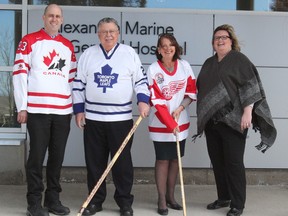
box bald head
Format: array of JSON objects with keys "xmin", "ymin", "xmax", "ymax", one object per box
[
  {"xmin": 42, "ymin": 4, "xmax": 63, "ymax": 36},
  {"xmin": 44, "ymin": 4, "xmax": 63, "ymax": 16}
]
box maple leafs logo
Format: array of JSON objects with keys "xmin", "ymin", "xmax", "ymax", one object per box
[
  {"xmin": 43, "ymin": 49, "xmax": 66, "ymax": 71},
  {"xmin": 94, "ymin": 64, "xmax": 118, "ymax": 93}
]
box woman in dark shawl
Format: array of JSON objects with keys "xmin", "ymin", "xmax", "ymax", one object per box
[{"xmin": 196, "ymin": 24, "xmax": 276, "ymax": 216}]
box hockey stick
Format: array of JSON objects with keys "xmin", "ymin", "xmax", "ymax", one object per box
[
  {"xmin": 176, "ymin": 132, "xmax": 187, "ymax": 216},
  {"xmin": 77, "ymin": 116, "xmax": 143, "ymax": 216}
]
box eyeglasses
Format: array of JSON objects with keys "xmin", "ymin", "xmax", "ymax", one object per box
[
  {"xmin": 214, "ymin": 35, "xmax": 230, "ymax": 41},
  {"xmin": 98, "ymin": 29, "xmax": 119, "ymax": 35}
]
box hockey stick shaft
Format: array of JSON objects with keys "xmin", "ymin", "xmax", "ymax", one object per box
[{"xmin": 176, "ymin": 132, "xmax": 187, "ymax": 216}]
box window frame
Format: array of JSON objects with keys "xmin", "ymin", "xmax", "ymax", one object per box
[{"xmin": 0, "ymin": 1, "xmax": 27, "ymax": 143}]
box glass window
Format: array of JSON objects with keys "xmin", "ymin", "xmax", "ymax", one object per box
[
  {"xmin": 0, "ymin": 10, "xmax": 22, "ymax": 67},
  {"xmin": 0, "ymin": 71, "xmax": 19, "ymax": 128},
  {"xmin": 146, "ymin": 0, "xmax": 273, "ymax": 11},
  {"xmin": 29, "ymin": 0, "xmax": 146, "ymax": 7},
  {"xmin": 0, "ymin": 0, "xmax": 22, "ymax": 4},
  {"xmin": 0, "ymin": 10, "xmax": 21, "ymax": 128},
  {"xmin": 27, "ymin": 0, "xmax": 278, "ymax": 12}
]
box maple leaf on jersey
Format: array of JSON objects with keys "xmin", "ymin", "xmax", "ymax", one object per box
[
  {"xmin": 43, "ymin": 50, "xmax": 58, "ymax": 67},
  {"xmin": 94, "ymin": 64, "xmax": 119, "ymax": 93}
]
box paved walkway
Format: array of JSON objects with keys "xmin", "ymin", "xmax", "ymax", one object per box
[{"xmin": 0, "ymin": 183, "xmax": 288, "ymax": 216}]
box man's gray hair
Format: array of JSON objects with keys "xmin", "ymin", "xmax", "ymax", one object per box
[{"xmin": 97, "ymin": 17, "xmax": 120, "ymax": 31}]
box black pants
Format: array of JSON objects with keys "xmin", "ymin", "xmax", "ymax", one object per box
[
  {"xmin": 26, "ymin": 113, "xmax": 71, "ymax": 206},
  {"xmin": 204, "ymin": 120, "xmax": 247, "ymax": 210},
  {"xmin": 84, "ymin": 119, "xmax": 134, "ymax": 209}
]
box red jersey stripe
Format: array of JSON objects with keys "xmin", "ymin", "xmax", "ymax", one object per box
[
  {"xmin": 13, "ymin": 70, "xmax": 27, "ymax": 75},
  {"xmin": 28, "ymin": 92, "xmax": 71, "ymax": 99},
  {"xmin": 28, "ymin": 103, "xmax": 72, "ymax": 109},
  {"xmin": 149, "ymin": 122, "xmax": 190, "ymax": 133}
]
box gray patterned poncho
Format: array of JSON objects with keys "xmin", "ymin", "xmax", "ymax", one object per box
[{"xmin": 195, "ymin": 50, "xmax": 277, "ymax": 153}]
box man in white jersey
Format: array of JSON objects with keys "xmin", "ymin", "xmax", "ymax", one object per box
[
  {"xmin": 13, "ymin": 4, "xmax": 76, "ymax": 216},
  {"xmin": 73, "ymin": 17, "xmax": 150, "ymax": 216}
]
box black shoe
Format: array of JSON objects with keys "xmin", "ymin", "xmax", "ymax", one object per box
[
  {"xmin": 27, "ymin": 205, "xmax": 49, "ymax": 216},
  {"xmin": 227, "ymin": 208, "xmax": 243, "ymax": 216},
  {"xmin": 120, "ymin": 207, "xmax": 133, "ymax": 216},
  {"xmin": 44, "ymin": 201, "xmax": 70, "ymax": 215},
  {"xmin": 82, "ymin": 204, "xmax": 103, "ymax": 216},
  {"xmin": 207, "ymin": 200, "xmax": 230, "ymax": 210},
  {"xmin": 157, "ymin": 208, "xmax": 168, "ymax": 215},
  {"xmin": 166, "ymin": 201, "xmax": 182, "ymax": 210}
]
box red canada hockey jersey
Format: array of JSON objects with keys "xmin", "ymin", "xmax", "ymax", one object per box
[{"xmin": 13, "ymin": 29, "xmax": 77, "ymax": 115}]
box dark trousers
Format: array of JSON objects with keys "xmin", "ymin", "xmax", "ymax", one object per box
[
  {"xmin": 204, "ymin": 120, "xmax": 247, "ymax": 210},
  {"xmin": 84, "ymin": 119, "xmax": 134, "ymax": 209},
  {"xmin": 26, "ymin": 113, "xmax": 71, "ymax": 206}
]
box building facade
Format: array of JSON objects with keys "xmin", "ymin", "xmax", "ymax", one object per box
[{"xmin": 0, "ymin": 0, "xmax": 287, "ymax": 184}]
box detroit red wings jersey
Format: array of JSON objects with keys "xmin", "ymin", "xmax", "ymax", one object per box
[
  {"xmin": 13, "ymin": 29, "xmax": 77, "ymax": 114},
  {"xmin": 147, "ymin": 59, "xmax": 197, "ymax": 142}
]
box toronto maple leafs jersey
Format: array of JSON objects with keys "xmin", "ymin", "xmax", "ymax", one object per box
[
  {"xmin": 13, "ymin": 29, "xmax": 77, "ymax": 115},
  {"xmin": 147, "ymin": 59, "xmax": 197, "ymax": 142},
  {"xmin": 73, "ymin": 43, "xmax": 150, "ymax": 122}
]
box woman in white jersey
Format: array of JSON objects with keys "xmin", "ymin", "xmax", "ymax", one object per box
[{"xmin": 147, "ymin": 33, "xmax": 197, "ymax": 215}]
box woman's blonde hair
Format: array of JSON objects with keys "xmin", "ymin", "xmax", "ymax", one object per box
[{"xmin": 213, "ymin": 24, "xmax": 241, "ymax": 52}]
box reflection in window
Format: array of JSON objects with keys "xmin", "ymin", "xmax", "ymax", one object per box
[
  {"xmin": 29, "ymin": 0, "xmax": 146, "ymax": 7},
  {"xmin": 0, "ymin": 0, "xmax": 22, "ymax": 4},
  {"xmin": 146, "ymin": 0, "xmax": 273, "ymax": 11},
  {"xmin": 26, "ymin": 0, "xmax": 280, "ymax": 12},
  {"xmin": 0, "ymin": 10, "xmax": 21, "ymax": 128},
  {"xmin": 0, "ymin": 71, "xmax": 19, "ymax": 128},
  {"xmin": 0, "ymin": 10, "xmax": 21, "ymax": 67}
]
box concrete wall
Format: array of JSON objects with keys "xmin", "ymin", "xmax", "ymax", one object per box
[
  {"xmin": 0, "ymin": 141, "xmax": 26, "ymax": 184},
  {"xmin": 59, "ymin": 167, "xmax": 288, "ymax": 186}
]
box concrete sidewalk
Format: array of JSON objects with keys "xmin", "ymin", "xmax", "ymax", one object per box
[{"xmin": 0, "ymin": 183, "xmax": 288, "ymax": 216}]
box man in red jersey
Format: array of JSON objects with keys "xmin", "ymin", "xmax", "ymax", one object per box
[{"xmin": 13, "ymin": 4, "xmax": 76, "ymax": 216}]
